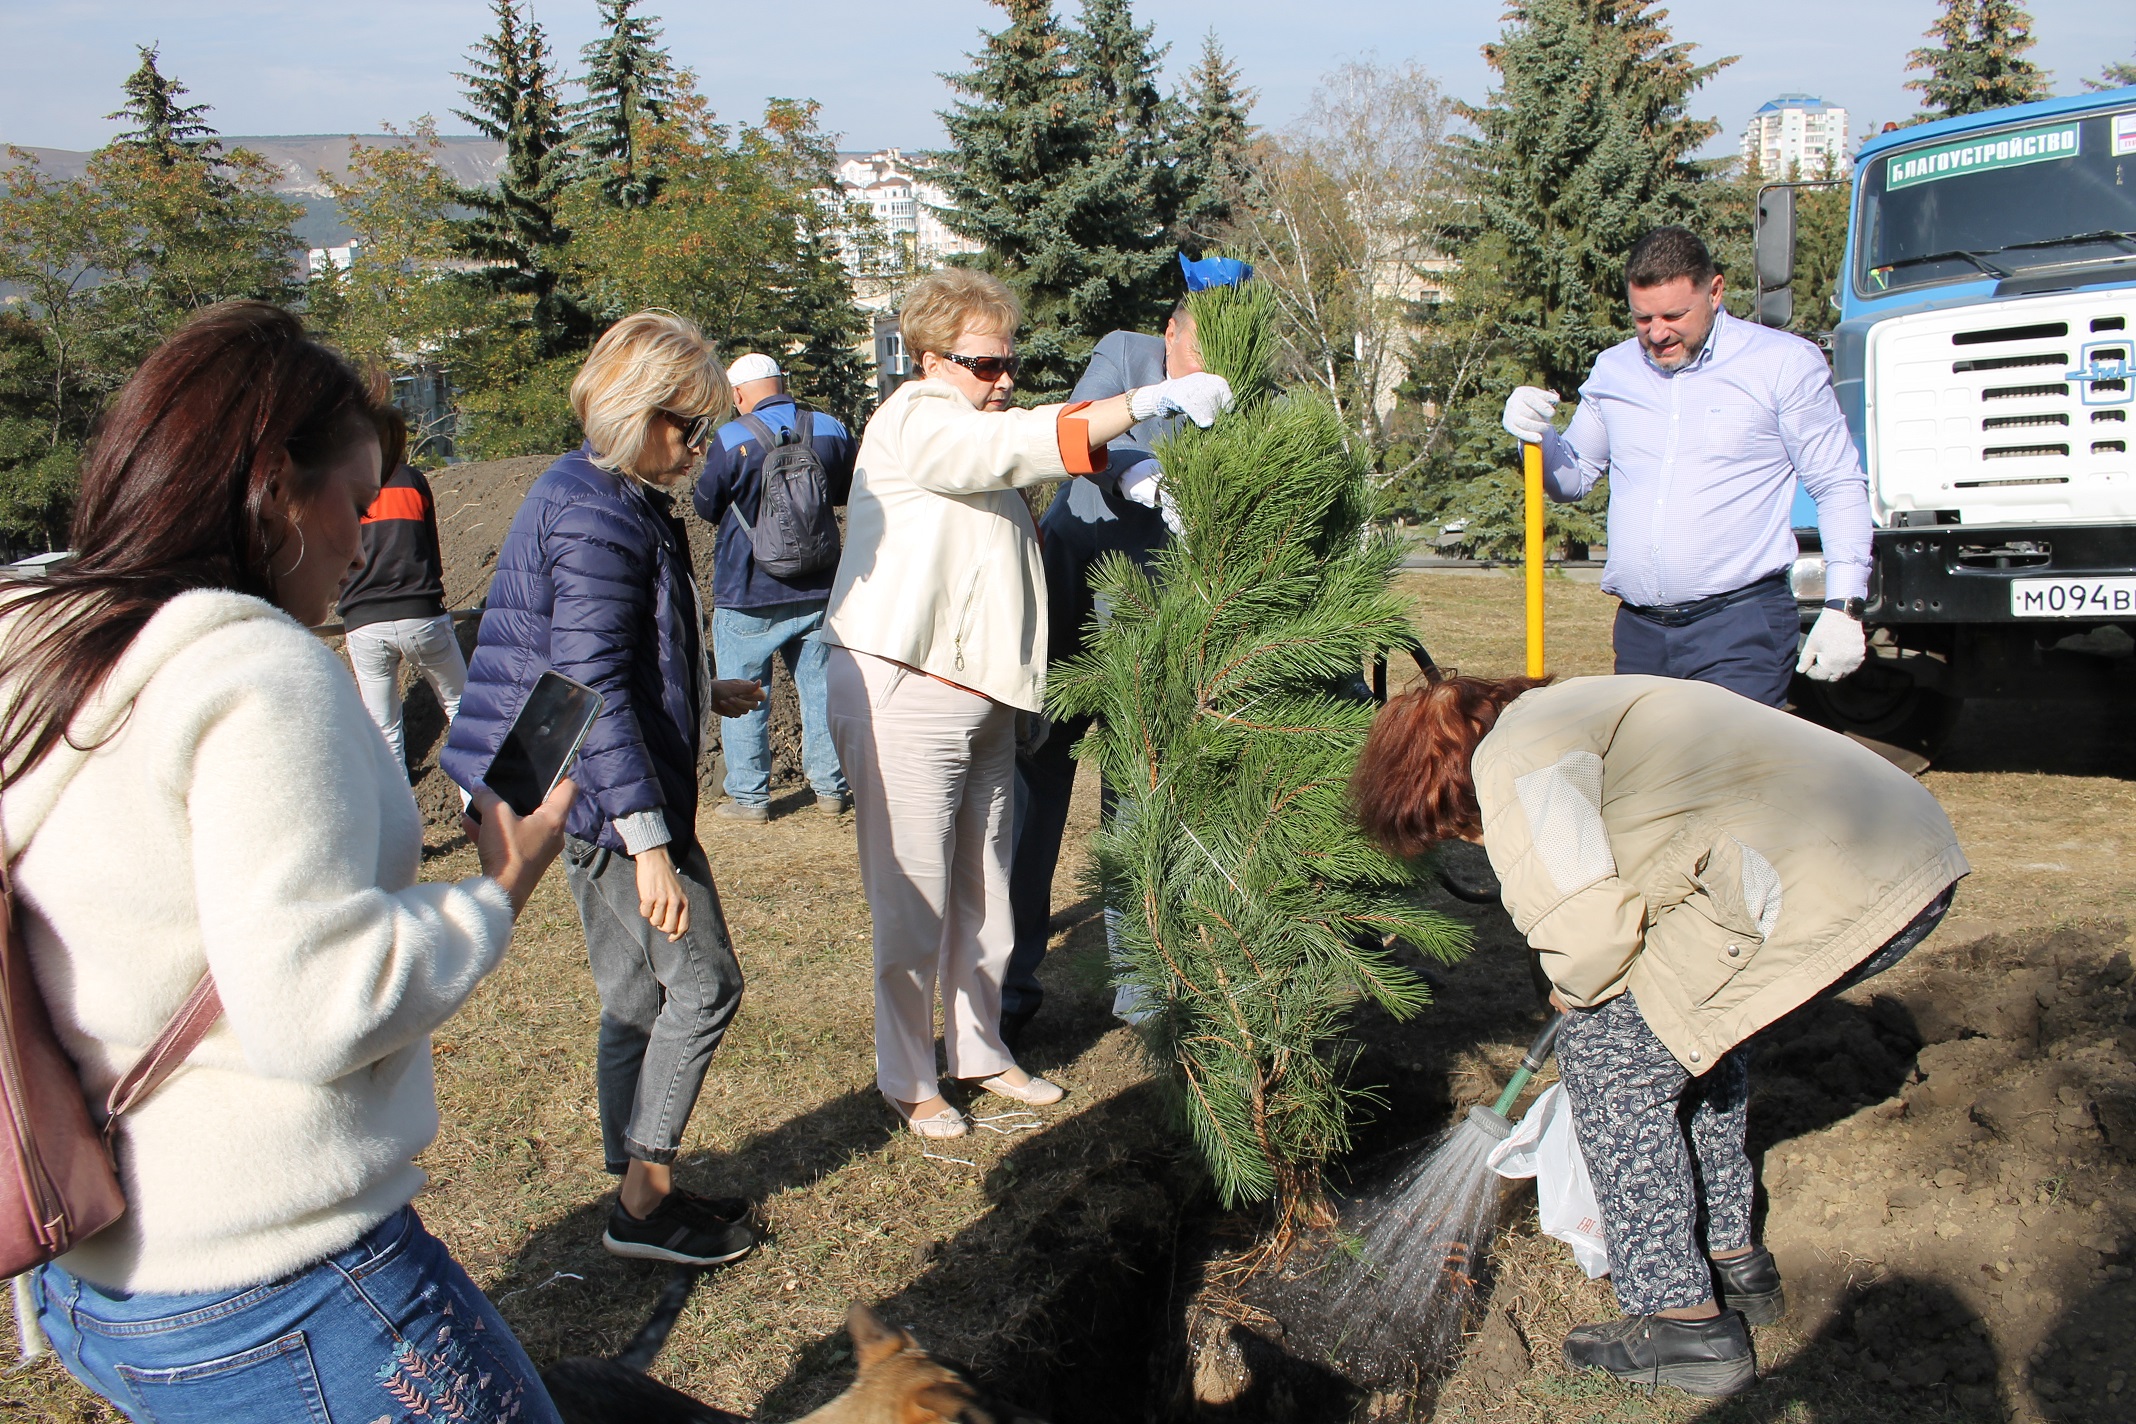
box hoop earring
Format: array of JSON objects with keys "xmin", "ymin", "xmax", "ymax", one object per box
[{"xmin": 281, "ymin": 524, "xmax": 307, "ymax": 578}]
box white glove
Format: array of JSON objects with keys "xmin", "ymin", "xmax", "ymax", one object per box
[
  {"xmin": 1118, "ymin": 457, "xmax": 1182, "ymax": 535},
  {"xmin": 1129, "ymin": 372, "xmax": 1234, "ymax": 428},
  {"xmin": 1796, "ymin": 606, "xmax": 1867, "ymax": 681},
  {"xmin": 1502, "ymin": 386, "xmax": 1560, "ymax": 444}
]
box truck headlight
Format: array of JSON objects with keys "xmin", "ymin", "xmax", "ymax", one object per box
[{"xmin": 1789, "ymin": 555, "xmax": 1827, "ymax": 603}]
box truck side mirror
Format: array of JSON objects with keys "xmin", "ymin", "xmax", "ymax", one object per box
[{"xmin": 1754, "ymin": 185, "xmax": 1796, "ymax": 329}]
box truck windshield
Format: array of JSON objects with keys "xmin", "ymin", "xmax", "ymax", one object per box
[{"xmin": 1855, "ymin": 107, "xmax": 2136, "ymax": 297}]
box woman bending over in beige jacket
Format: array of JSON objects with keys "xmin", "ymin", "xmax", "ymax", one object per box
[
  {"xmin": 1353, "ymin": 672, "xmax": 1966, "ymax": 1399},
  {"xmin": 822, "ymin": 268, "xmax": 1230, "ymax": 1138}
]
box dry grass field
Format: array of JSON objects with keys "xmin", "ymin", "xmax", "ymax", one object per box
[{"xmin": 6, "ymin": 566, "xmax": 2132, "ymax": 1424}]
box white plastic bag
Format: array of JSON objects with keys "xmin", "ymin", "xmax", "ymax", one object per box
[
  {"xmin": 1107, "ymin": 907, "xmax": 1158, "ymax": 1024},
  {"xmin": 1486, "ymin": 1083, "xmax": 1611, "ymax": 1278}
]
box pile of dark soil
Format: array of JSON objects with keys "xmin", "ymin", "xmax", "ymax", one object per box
[
  {"xmin": 1758, "ymin": 920, "xmax": 2136, "ymax": 1420},
  {"xmin": 1153, "ymin": 900, "xmax": 2136, "ymax": 1422}
]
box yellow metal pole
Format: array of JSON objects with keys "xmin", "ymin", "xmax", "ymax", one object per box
[{"xmin": 1524, "ymin": 441, "xmax": 1545, "ymax": 678}]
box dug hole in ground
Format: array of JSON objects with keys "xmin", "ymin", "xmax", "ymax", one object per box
[{"xmin": 6, "ymin": 459, "xmax": 2132, "ymax": 1424}]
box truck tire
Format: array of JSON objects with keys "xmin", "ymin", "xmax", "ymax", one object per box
[{"xmin": 1791, "ymin": 662, "xmax": 1962, "ymax": 758}]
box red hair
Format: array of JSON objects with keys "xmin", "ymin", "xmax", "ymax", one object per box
[{"xmin": 1351, "ymin": 673, "xmax": 1551, "ymax": 857}]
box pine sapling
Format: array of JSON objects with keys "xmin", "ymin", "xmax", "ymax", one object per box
[{"xmin": 1049, "ymin": 275, "xmax": 1471, "ymax": 1227}]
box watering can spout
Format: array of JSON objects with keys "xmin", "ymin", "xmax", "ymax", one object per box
[{"xmin": 1466, "ymin": 1104, "xmax": 1514, "ymax": 1141}]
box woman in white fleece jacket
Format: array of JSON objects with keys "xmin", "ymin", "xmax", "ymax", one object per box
[{"xmin": 2, "ymin": 304, "xmax": 572, "ymax": 1423}]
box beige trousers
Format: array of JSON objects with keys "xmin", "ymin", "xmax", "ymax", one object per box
[{"xmin": 825, "ymin": 645, "xmax": 1019, "ymax": 1102}]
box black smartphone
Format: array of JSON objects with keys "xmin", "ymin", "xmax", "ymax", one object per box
[{"xmin": 483, "ymin": 671, "xmax": 603, "ymax": 817}]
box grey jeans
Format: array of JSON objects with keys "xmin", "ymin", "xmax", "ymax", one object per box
[{"xmin": 562, "ymin": 836, "xmax": 745, "ymax": 1173}]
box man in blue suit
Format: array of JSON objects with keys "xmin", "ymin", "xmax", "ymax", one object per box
[{"xmin": 1003, "ymin": 265, "xmax": 1237, "ymax": 1049}]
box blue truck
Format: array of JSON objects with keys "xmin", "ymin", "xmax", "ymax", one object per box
[{"xmin": 1758, "ymin": 86, "xmax": 2136, "ymax": 749}]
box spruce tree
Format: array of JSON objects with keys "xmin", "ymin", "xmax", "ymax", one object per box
[
  {"xmin": 1170, "ymin": 31, "xmax": 1256, "ymax": 251},
  {"xmin": 2083, "ymin": 52, "xmax": 2136, "ymax": 91},
  {"xmin": 1071, "ymin": 0, "xmax": 1178, "ymax": 308},
  {"xmin": 106, "ymin": 45, "xmax": 221, "ymax": 167},
  {"xmin": 938, "ymin": 0, "xmax": 1174, "ymax": 399},
  {"xmin": 1906, "ymin": 0, "xmax": 2049, "ymax": 120},
  {"xmin": 454, "ymin": 0, "xmax": 582, "ymax": 355},
  {"xmin": 1398, "ymin": 0, "xmax": 1725, "ymax": 553},
  {"xmin": 1457, "ymin": 0, "xmax": 1727, "ymax": 395},
  {"xmin": 573, "ymin": 0, "xmax": 677, "ymax": 207},
  {"xmin": 1048, "ymin": 276, "xmax": 1469, "ymax": 1220}
]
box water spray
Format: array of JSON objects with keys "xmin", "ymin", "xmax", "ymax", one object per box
[{"xmin": 1321, "ymin": 1012, "xmax": 1569, "ymax": 1379}]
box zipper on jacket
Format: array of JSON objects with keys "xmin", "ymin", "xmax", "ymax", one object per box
[{"xmin": 951, "ymin": 558, "xmax": 988, "ymax": 672}]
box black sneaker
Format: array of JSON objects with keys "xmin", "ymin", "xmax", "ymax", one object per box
[
  {"xmin": 1562, "ymin": 1311, "xmax": 1756, "ymax": 1397},
  {"xmin": 1712, "ymin": 1247, "xmax": 1786, "ymax": 1325},
  {"xmin": 668, "ymin": 1188, "xmax": 752, "ymax": 1227},
  {"xmin": 602, "ymin": 1193, "xmax": 759, "ymax": 1267}
]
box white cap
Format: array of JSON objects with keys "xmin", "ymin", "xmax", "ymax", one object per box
[{"xmin": 726, "ymin": 352, "xmax": 781, "ymax": 385}]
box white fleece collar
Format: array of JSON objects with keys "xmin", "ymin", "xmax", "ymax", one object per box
[{"xmin": 1, "ymin": 589, "xmax": 292, "ymax": 855}]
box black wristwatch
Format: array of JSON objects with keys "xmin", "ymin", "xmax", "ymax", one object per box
[{"xmin": 1823, "ymin": 597, "xmax": 1866, "ymax": 622}]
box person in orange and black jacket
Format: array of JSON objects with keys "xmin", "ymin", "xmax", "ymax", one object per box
[{"xmin": 338, "ymin": 421, "xmax": 466, "ymax": 776}]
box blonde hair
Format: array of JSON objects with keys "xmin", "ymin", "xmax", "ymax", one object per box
[
  {"xmin": 899, "ymin": 268, "xmax": 1021, "ymax": 364},
  {"xmin": 570, "ymin": 311, "xmax": 732, "ymax": 475}
]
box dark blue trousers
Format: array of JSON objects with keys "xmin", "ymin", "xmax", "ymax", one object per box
[
  {"xmin": 1612, "ymin": 578, "xmax": 1801, "ymax": 709},
  {"xmin": 1004, "ymin": 714, "xmax": 1092, "ymax": 1029}
]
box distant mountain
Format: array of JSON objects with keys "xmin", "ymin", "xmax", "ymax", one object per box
[{"xmin": 3, "ymin": 135, "xmax": 505, "ymax": 247}]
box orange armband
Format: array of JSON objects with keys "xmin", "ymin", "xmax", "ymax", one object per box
[{"xmin": 1055, "ymin": 401, "xmax": 1110, "ymax": 476}]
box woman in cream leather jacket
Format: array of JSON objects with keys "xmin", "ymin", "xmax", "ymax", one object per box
[{"xmin": 823, "ymin": 267, "xmax": 1230, "ymax": 1139}]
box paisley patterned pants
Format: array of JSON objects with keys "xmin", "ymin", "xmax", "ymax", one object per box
[{"xmin": 1555, "ymin": 991, "xmax": 1754, "ymax": 1315}]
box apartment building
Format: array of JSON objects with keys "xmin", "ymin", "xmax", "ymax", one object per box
[{"xmin": 1740, "ymin": 94, "xmax": 1853, "ymax": 179}]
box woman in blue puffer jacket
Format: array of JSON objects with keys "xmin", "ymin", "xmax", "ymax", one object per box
[{"xmin": 442, "ymin": 312, "xmax": 766, "ymax": 1268}]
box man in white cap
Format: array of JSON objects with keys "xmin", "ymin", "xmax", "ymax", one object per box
[{"xmin": 691, "ymin": 354, "xmax": 858, "ymax": 821}]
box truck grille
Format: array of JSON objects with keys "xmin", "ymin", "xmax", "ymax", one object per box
[
  {"xmin": 1869, "ymin": 291, "xmax": 2135, "ymax": 527},
  {"xmin": 1953, "ymin": 351, "xmax": 2068, "ymax": 373},
  {"xmin": 1952, "ymin": 321, "xmax": 2068, "ymax": 345}
]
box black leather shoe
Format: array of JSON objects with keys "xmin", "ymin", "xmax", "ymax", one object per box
[
  {"xmin": 1712, "ymin": 1247, "xmax": 1786, "ymax": 1325},
  {"xmin": 1562, "ymin": 1311, "xmax": 1756, "ymax": 1397}
]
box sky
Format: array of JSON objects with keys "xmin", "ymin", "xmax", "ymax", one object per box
[{"xmin": 1, "ymin": 1, "xmax": 2130, "ymax": 160}]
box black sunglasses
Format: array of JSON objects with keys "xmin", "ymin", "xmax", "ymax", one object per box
[
  {"xmin": 664, "ymin": 410, "xmax": 718, "ymax": 453},
  {"xmin": 941, "ymin": 351, "xmax": 1021, "ymax": 382}
]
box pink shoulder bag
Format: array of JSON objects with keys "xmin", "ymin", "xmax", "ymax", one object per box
[{"xmin": 0, "ymin": 850, "xmax": 221, "ymax": 1278}]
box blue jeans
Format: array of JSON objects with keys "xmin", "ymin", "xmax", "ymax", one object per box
[
  {"xmin": 35, "ymin": 1207, "xmax": 560, "ymax": 1424},
  {"xmin": 711, "ymin": 600, "xmax": 846, "ymax": 806}
]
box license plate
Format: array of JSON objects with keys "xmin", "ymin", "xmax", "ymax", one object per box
[{"xmin": 2009, "ymin": 577, "xmax": 2136, "ymax": 617}]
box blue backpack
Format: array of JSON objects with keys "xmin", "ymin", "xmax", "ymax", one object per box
[{"xmin": 731, "ymin": 409, "xmax": 840, "ymax": 578}]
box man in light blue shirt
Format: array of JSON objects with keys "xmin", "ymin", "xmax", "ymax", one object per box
[{"xmin": 1503, "ymin": 226, "xmax": 1870, "ymax": 707}]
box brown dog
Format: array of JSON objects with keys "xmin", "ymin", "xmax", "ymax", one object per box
[
  {"xmin": 794, "ymin": 1301, "xmax": 1038, "ymax": 1424},
  {"xmin": 542, "ymin": 1300, "xmax": 1042, "ymax": 1424}
]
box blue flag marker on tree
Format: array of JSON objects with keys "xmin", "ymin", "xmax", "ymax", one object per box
[{"xmin": 1179, "ymin": 252, "xmax": 1252, "ymax": 291}]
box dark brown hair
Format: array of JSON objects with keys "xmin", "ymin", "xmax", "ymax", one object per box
[
  {"xmin": 1350, "ymin": 673, "xmax": 1551, "ymax": 858},
  {"xmin": 0, "ymin": 301, "xmax": 392, "ymax": 790},
  {"xmin": 1625, "ymin": 225, "xmax": 1718, "ymax": 289},
  {"xmin": 376, "ymin": 402, "xmax": 410, "ymax": 479}
]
